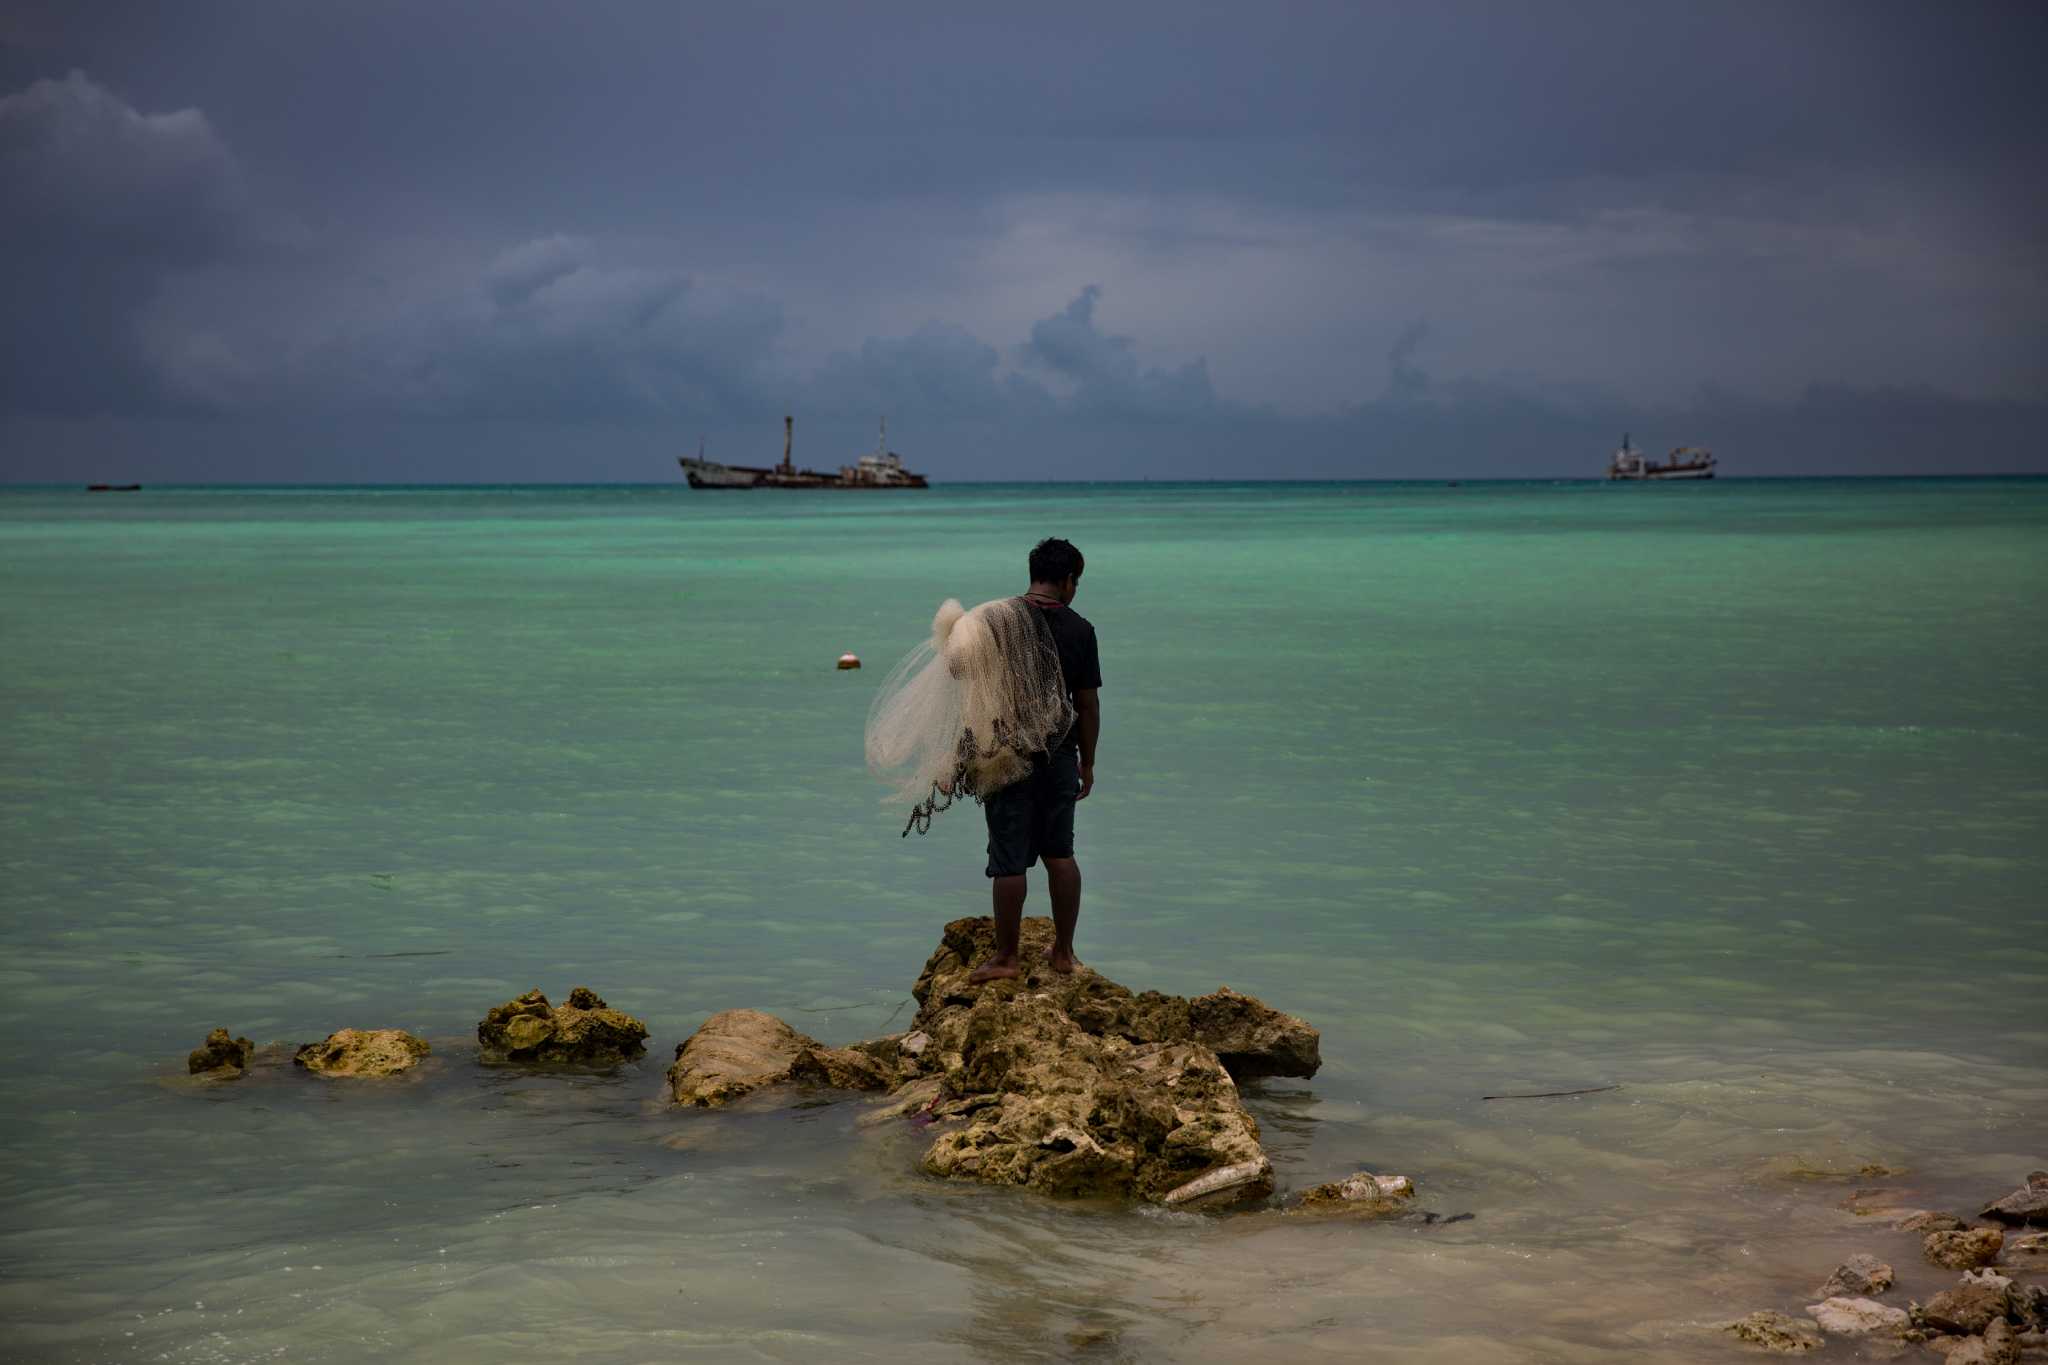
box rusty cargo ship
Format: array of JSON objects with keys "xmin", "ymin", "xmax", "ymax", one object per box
[{"xmin": 681, "ymin": 417, "xmax": 929, "ymax": 490}]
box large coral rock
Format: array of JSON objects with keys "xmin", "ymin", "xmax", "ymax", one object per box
[
  {"xmin": 477, "ymin": 987, "xmax": 649, "ymax": 1066},
  {"xmin": 1921, "ymin": 1277, "xmax": 2012, "ymax": 1336},
  {"xmin": 666, "ymin": 1009, "xmax": 895, "ymax": 1108},
  {"xmin": 916, "ymin": 991, "xmax": 1272, "ymax": 1204},
  {"xmin": 909, "ymin": 916, "xmax": 1320, "ymax": 1081},
  {"xmin": 187, "ymin": 1028, "xmax": 253, "ymax": 1076},
  {"xmin": 293, "ymin": 1028, "xmax": 428, "ymax": 1078},
  {"xmin": 887, "ymin": 917, "xmax": 1314, "ymax": 1206},
  {"xmin": 1926, "ymin": 1227, "xmax": 2005, "ymax": 1270}
]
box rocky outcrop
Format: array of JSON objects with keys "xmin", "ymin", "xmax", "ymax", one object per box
[
  {"xmin": 187, "ymin": 1028, "xmax": 253, "ymax": 1076},
  {"xmin": 477, "ymin": 987, "xmax": 649, "ymax": 1066},
  {"xmin": 908, "ymin": 916, "xmax": 1319, "ymax": 1081},
  {"xmin": 1926, "ymin": 1227, "xmax": 2005, "ymax": 1270},
  {"xmin": 916, "ymin": 991, "xmax": 1272, "ymax": 1204},
  {"xmin": 666, "ymin": 1009, "xmax": 895, "ymax": 1107},
  {"xmin": 1981, "ymin": 1172, "xmax": 2048, "ymax": 1228},
  {"xmin": 663, "ymin": 917, "xmax": 1319, "ymax": 1207},
  {"xmin": 1724, "ymin": 1311, "xmax": 1823, "ymax": 1353},
  {"xmin": 1803, "ymin": 1296, "xmax": 1908, "ymax": 1337},
  {"xmin": 293, "ymin": 1028, "xmax": 428, "ymax": 1078},
  {"xmin": 1816, "ymin": 1253, "xmax": 1893, "ymax": 1299}
]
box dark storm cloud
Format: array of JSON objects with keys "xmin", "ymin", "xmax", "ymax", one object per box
[{"xmin": 0, "ymin": 1, "xmax": 2042, "ymax": 478}]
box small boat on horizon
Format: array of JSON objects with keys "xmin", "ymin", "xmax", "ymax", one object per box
[
  {"xmin": 87, "ymin": 484, "xmax": 142, "ymax": 492},
  {"xmin": 1607, "ymin": 434, "xmax": 1715, "ymax": 481},
  {"xmin": 680, "ymin": 417, "xmax": 930, "ymax": 490}
]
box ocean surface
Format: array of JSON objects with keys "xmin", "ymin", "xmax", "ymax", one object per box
[{"xmin": 1, "ymin": 477, "xmax": 2043, "ymax": 1363}]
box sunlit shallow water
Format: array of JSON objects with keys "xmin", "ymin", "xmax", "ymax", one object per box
[{"xmin": 2, "ymin": 478, "xmax": 2043, "ymax": 1361}]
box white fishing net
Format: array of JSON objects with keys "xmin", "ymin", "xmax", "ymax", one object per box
[{"xmin": 865, "ymin": 596, "xmax": 1075, "ymax": 835}]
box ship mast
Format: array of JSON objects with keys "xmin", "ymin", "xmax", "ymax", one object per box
[{"xmin": 781, "ymin": 415, "xmax": 793, "ymax": 475}]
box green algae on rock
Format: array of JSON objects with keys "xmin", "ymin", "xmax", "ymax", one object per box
[
  {"xmin": 187, "ymin": 1028, "xmax": 254, "ymax": 1076},
  {"xmin": 477, "ymin": 986, "xmax": 649, "ymax": 1066}
]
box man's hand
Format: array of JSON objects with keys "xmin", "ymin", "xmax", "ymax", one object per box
[{"xmin": 1077, "ymin": 762, "xmax": 1094, "ymax": 801}]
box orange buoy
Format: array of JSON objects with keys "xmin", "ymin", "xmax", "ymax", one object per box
[{"xmin": 836, "ymin": 653, "xmax": 861, "ymax": 670}]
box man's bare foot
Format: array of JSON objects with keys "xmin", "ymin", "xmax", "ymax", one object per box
[
  {"xmin": 968, "ymin": 955, "xmax": 1022, "ymax": 985},
  {"xmin": 1045, "ymin": 949, "xmax": 1082, "ymax": 976}
]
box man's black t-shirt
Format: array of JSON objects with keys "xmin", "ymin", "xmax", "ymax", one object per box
[{"xmin": 1032, "ymin": 601, "xmax": 1100, "ymax": 755}]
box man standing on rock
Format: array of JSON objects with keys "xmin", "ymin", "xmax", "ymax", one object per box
[{"xmin": 970, "ymin": 538, "xmax": 1101, "ymax": 983}]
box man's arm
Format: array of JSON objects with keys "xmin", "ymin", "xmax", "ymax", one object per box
[{"xmin": 1074, "ymin": 688, "xmax": 1099, "ymax": 799}]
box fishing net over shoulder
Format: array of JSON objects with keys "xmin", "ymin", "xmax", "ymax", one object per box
[{"xmin": 865, "ymin": 596, "xmax": 1075, "ymax": 836}]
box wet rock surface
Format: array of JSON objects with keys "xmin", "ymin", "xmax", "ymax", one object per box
[
  {"xmin": 477, "ymin": 987, "xmax": 649, "ymax": 1066},
  {"xmin": 1816, "ymin": 1252, "xmax": 1894, "ymax": 1299},
  {"xmin": 187, "ymin": 1028, "xmax": 253, "ymax": 1076},
  {"xmin": 1921, "ymin": 1277, "xmax": 2011, "ymax": 1335},
  {"xmin": 1725, "ymin": 1310, "xmax": 1823, "ymax": 1353},
  {"xmin": 1927, "ymin": 1226, "xmax": 2007, "ymax": 1270},
  {"xmin": 1982, "ymin": 1173, "xmax": 2048, "ymax": 1228},
  {"xmin": 1803, "ymin": 1295, "xmax": 1909, "ymax": 1337},
  {"xmin": 1930, "ymin": 1318, "xmax": 2020, "ymax": 1365},
  {"xmin": 908, "ymin": 916, "xmax": 1320, "ymax": 1080},
  {"xmin": 1291, "ymin": 1171, "xmax": 1418, "ymax": 1219},
  {"xmin": 292, "ymin": 1028, "xmax": 428, "ymax": 1078},
  {"xmin": 667, "ymin": 917, "xmax": 1318, "ymax": 1207},
  {"xmin": 666, "ymin": 1008, "xmax": 893, "ymax": 1107}
]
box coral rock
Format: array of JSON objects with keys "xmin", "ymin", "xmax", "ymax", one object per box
[
  {"xmin": 666, "ymin": 1009, "xmax": 896, "ymax": 1107},
  {"xmin": 1817, "ymin": 1253, "xmax": 1894, "ymax": 1299},
  {"xmin": 1724, "ymin": 1311, "xmax": 1823, "ymax": 1353},
  {"xmin": 1932, "ymin": 1318, "xmax": 2019, "ymax": 1365},
  {"xmin": 1925, "ymin": 1227, "xmax": 2006, "ymax": 1270},
  {"xmin": 916, "ymin": 990, "xmax": 1273, "ymax": 1205},
  {"xmin": 1921, "ymin": 1279, "xmax": 2012, "ymax": 1336},
  {"xmin": 1898, "ymin": 1210, "xmax": 1969, "ymax": 1233},
  {"xmin": 477, "ymin": 987, "xmax": 649, "ymax": 1066},
  {"xmin": 908, "ymin": 916, "xmax": 1320, "ymax": 1081},
  {"xmin": 1803, "ymin": 1296, "xmax": 1909, "ymax": 1337},
  {"xmin": 1292, "ymin": 1171, "xmax": 1419, "ymax": 1218},
  {"xmin": 293, "ymin": 1028, "xmax": 428, "ymax": 1078},
  {"xmin": 187, "ymin": 1028, "xmax": 254, "ymax": 1075}
]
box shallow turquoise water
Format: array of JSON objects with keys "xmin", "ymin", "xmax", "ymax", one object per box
[{"xmin": 1, "ymin": 479, "xmax": 2044, "ymax": 1362}]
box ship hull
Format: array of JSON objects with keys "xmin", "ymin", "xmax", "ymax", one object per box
[
  {"xmin": 1608, "ymin": 466, "xmax": 1715, "ymax": 481},
  {"xmin": 679, "ymin": 457, "xmax": 928, "ymax": 489}
]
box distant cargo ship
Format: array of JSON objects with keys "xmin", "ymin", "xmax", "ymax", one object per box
[
  {"xmin": 1607, "ymin": 433, "xmax": 1715, "ymax": 481},
  {"xmin": 680, "ymin": 417, "xmax": 929, "ymax": 490}
]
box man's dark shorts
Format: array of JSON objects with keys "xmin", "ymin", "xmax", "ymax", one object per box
[{"xmin": 984, "ymin": 750, "xmax": 1081, "ymax": 878}]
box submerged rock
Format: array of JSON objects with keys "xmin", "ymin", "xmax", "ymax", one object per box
[
  {"xmin": 1291, "ymin": 1171, "xmax": 1418, "ymax": 1219},
  {"xmin": 477, "ymin": 987, "xmax": 649, "ymax": 1066},
  {"xmin": 1724, "ymin": 1310, "xmax": 1823, "ymax": 1353},
  {"xmin": 1980, "ymin": 1172, "xmax": 2048, "ymax": 1228},
  {"xmin": 1804, "ymin": 1296, "xmax": 1908, "ymax": 1337},
  {"xmin": 293, "ymin": 1028, "xmax": 428, "ymax": 1078},
  {"xmin": 666, "ymin": 1009, "xmax": 894, "ymax": 1108},
  {"xmin": 1925, "ymin": 1227, "xmax": 2005, "ymax": 1270},
  {"xmin": 1816, "ymin": 1252, "xmax": 1894, "ymax": 1299},
  {"xmin": 1899, "ymin": 1210, "xmax": 1969, "ymax": 1233},
  {"xmin": 2005, "ymin": 1231, "xmax": 2048, "ymax": 1267},
  {"xmin": 187, "ymin": 1028, "xmax": 254, "ymax": 1076}
]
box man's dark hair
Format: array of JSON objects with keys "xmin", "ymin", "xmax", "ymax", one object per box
[{"xmin": 1029, "ymin": 537, "xmax": 1085, "ymax": 583}]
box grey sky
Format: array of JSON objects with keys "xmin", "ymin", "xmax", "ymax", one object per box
[{"xmin": 2, "ymin": 0, "xmax": 2042, "ymax": 480}]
